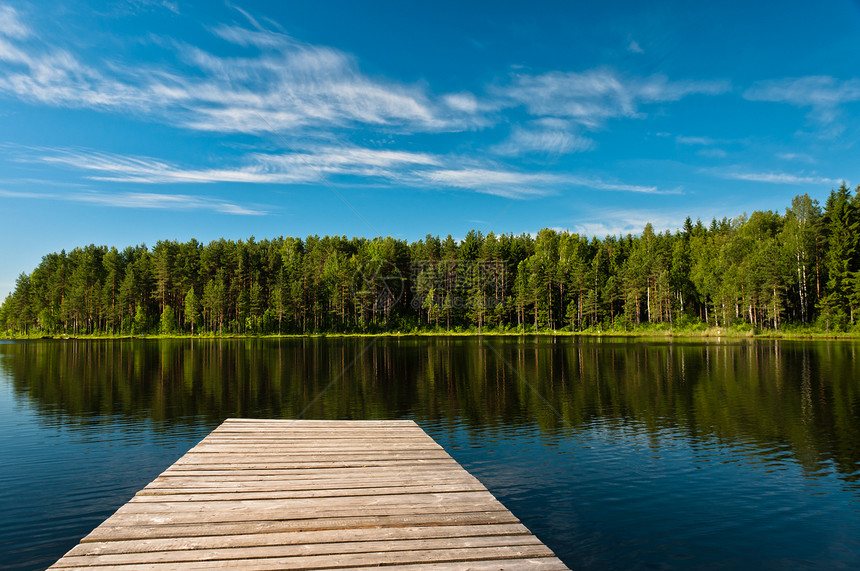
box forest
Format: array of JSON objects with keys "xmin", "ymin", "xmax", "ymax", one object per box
[{"xmin": 2, "ymin": 184, "xmax": 860, "ymax": 337}]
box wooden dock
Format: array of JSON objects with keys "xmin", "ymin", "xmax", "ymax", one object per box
[{"xmin": 50, "ymin": 419, "xmax": 568, "ymax": 570}]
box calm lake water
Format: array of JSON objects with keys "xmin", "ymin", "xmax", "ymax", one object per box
[{"xmin": 1, "ymin": 337, "xmax": 859, "ymax": 570}]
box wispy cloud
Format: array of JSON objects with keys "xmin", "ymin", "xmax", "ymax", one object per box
[
  {"xmin": 627, "ymin": 40, "xmax": 644, "ymax": 54},
  {"xmin": 29, "ymin": 145, "xmax": 441, "ymax": 185},
  {"xmin": 0, "ymin": 11, "xmax": 474, "ymax": 136},
  {"xmin": 493, "ymin": 125, "xmax": 594, "ymax": 156},
  {"xmin": 721, "ymin": 170, "xmax": 839, "ymax": 185},
  {"xmin": 0, "ymin": 6, "xmax": 733, "ymax": 154},
  {"xmin": 442, "ymin": 92, "xmax": 479, "ymax": 114},
  {"xmin": 574, "ymin": 209, "xmax": 686, "ymax": 238},
  {"xmin": 777, "ymin": 152, "xmax": 814, "ymax": 163},
  {"xmin": 72, "ymin": 191, "xmax": 266, "ymax": 215},
  {"xmin": 676, "ymin": 135, "xmax": 716, "ymax": 146},
  {"xmin": 492, "ymin": 117, "xmax": 595, "ymax": 156},
  {"xmin": 0, "ymin": 31, "xmax": 161, "ymax": 111},
  {"xmin": 25, "ymin": 143, "xmax": 677, "ymax": 201},
  {"xmin": 588, "ymin": 180, "xmax": 675, "ymax": 194},
  {"xmin": 0, "ymin": 5, "xmax": 29, "ymax": 39},
  {"xmin": 675, "ymin": 135, "xmax": 727, "ymax": 158},
  {"xmin": 744, "ymin": 76, "xmax": 860, "ymax": 127},
  {"xmin": 422, "ymin": 168, "xmax": 558, "ymax": 198},
  {"xmin": 0, "ymin": 188, "xmax": 55, "ymax": 199},
  {"xmin": 209, "ymin": 24, "xmax": 289, "ymax": 49},
  {"xmin": 37, "ymin": 149, "xmax": 282, "ymax": 184},
  {"xmin": 0, "ymin": 185, "xmax": 265, "ymax": 214},
  {"xmin": 127, "ymin": 0, "xmax": 180, "ymax": 15},
  {"xmin": 744, "ymin": 76, "xmax": 860, "ymax": 108},
  {"xmin": 493, "ymin": 69, "xmax": 729, "ymax": 128},
  {"xmin": 420, "ymin": 166, "xmax": 676, "ymax": 198}
]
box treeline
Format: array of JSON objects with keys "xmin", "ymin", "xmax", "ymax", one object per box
[{"xmin": 3, "ymin": 184, "xmax": 860, "ymax": 336}]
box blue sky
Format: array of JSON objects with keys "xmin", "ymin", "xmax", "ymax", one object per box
[{"xmin": 1, "ymin": 0, "xmax": 860, "ymax": 298}]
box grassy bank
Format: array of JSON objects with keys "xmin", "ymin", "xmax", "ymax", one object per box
[{"xmin": 5, "ymin": 324, "xmax": 860, "ymax": 341}]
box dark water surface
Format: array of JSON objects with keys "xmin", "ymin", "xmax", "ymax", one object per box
[{"xmin": 1, "ymin": 337, "xmax": 859, "ymax": 570}]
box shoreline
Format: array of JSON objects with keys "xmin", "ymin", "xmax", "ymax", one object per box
[{"xmin": 4, "ymin": 328, "xmax": 860, "ymax": 341}]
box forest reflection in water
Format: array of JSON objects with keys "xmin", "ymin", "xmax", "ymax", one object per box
[
  {"xmin": 1, "ymin": 337, "xmax": 859, "ymax": 570},
  {"xmin": 3, "ymin": 337, "xmax": 859, "ymax": 486}
]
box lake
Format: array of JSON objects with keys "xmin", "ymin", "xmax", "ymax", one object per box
[{"xmin": 1, "ymin": 337, "xmax": 859, "ymax": 570}]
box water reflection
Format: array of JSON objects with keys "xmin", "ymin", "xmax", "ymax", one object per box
[
  {"xmin": 2, "ymin": 337, "xmax": 858, "ymax": 487},
  {"xmin": 2, "ymin": 338, "xmax": 860, "ymax": 569}
]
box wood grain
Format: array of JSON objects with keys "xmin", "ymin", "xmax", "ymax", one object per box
[{"xmin": 49, "ymin": 419, "xmax": 568, "ymax": 569}]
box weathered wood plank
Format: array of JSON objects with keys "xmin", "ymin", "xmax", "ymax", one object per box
[
  {"xmin": 337, "ymin": 560, "xmax": 571, "ymax": 571},
  {"xmin": 116, "ymin": 492, "xmax": 497, "ymax": 514},
  {"xmin": 169, "ymin": 459, "xmax": 459, "ymax": 469},
  {"xmin": 68, "ymin": 524, "xmax": 533, "ymax": 556},
  {"xmin": 181, "ymin": 450, "xmax": 449, "ymax": 459},
  {"xmin": 57, "ymin": 535, "xmax": 547, "ymax": 566},
  {"xmin": 144, "ymin": 475, "xmax": 479, "ymax": 488},
  {"xmin": 188, "ymin": 445, "xmax": 445, "ymax": 453},
  {"xmin": 161, "ymin": 466, "xmax": 466, "ymax": 477},
  {"xmin": 194, "ymin": 437, "xmax": 442, "ymax": 442},
  {"xmin": 76, "ymin": 506, "xmax": 516, "ymax": 527},
  {"xmin": 135, "ymin": 484, "xmax": 487, "ymax": 500},
  {"xmin": 82, "ymin": 512, "xmax": 524, "ymax": 542},
  {"xmin": 50, "ymin": 419, "xmax": 568, "ymax": 570},
  {"xmin": 219, "ymin": 418, "xmax": 418, "ymax": 424},
  {"xmin": 51, "ymin": 544, "xmax": 558, "ymax": 569}
]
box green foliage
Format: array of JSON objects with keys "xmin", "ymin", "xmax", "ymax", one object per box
[
  {"xmin": 132, "ymin": 304, "xmax": 148, "ymax": 335},
  {"xmin": 160, "ymin": 305, "xmax": 177, "ymax": 334},
  {"xmin": 184, "ymin": 288, "xmax": 200, "ymax": 332},
  {"xmin": 4, "ymin": 187, "xmax": 860, "ymax": 337}
]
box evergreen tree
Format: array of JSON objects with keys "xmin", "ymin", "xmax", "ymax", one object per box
[
  {"xmin": 184, "ymin": 288, "xmax": 200, "ymax": 335},
  {"xmin": 819, "ymin": 183, "xmax": 859, "ymax": 328},
  {"xmin": 3, "ymin": 188, "xmax": 860, "ymax": 337}
]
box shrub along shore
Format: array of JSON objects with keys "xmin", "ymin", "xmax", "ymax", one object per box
[{"xmin": 4, "ymin": 325, "xmax": 860, "ymax": 341}]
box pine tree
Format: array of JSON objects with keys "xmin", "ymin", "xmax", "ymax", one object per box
[{"xmin": 184, "ymin": 288, "xmax": 200, "ymax": 335}]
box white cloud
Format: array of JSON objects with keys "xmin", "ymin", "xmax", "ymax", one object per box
[
  {"xmin": 28, "ymin": 144, "xmax": 442, "ymax": 186},
  {"xmin": 744, "ymin": 76, "xmax": 860, "ymax": 128},
  {"xmin": 0, "ymin": 5, "xmax": 737, "ymax": 163},
  {"xmin": 23, "ymin": 133, "xmax": 678, "ymax": 203},
  {"xmin": 420, "ymin": 166, "xmax": 676, "ymax": 198},
  {"xmin": 0, "ymin": 185, "xmax": 264, "ymax": 214},
  {"xmin": 493, "ymin": 122, "xmax": 595, "ymax": 156},
  {"xmin": 744, "ymin": 76, "xmax": 860, "ymax": 108},
  {"xmin": 494, "ymin": 69, "xmax": 729, "ymax": 127},
  {"xmin": 260, "ymin": 146, "xmax": 439, "ymax": 170},
  {"xmin": 722, "ymin": 171, "xmax": 838, "ymax": 185},
  {"xmin": 0, "ymin": 40, "xmax": 161, "ymax": 111},
  {"xmin": 574, "ymin": 209, "xmax": 685, "ymax": 237},
  {"xmin": 210, "ymin": 24, "xmax": 290, "ymax": 49},
  {"xmin": 628, "ymin": 40, "xmax": 643, "ymax": 54},
  {"xmin": 126, "ymin": 0, "xmax": 180, "ymax": 15},
  {"xmin": 589, "ymin": 181, "xmax": 670, "ymax": 194},
  {"xmin": 698, "ymin": 148, "xmax": 727, "ymax": 158},
  {"xmin": 442, "ymin": 92, "xmax": 479, "ymax": 113},
  {"xmin": 423, "ymin": 168, "xmax": 555, "ymax": 198},
  {"xmin": 164, "ymin": 41, "xmax": 447, "ymax": 133},
  {"xmin": 0, "ymin": 5, "xmax": 29, "ymax": 39},
  {"xmin": 0, "ymin": 188, "xmax": 56, "ymax": 199},
  {"xmin": 0, "ymin": 12, "xmax": 470, "ymax": 135},
  {"xmin": 37, "ymin": 149, "xmax": 282, "ymax": 184},
  {"xmin": 777, "ymin": 152, "xmax": 814, "ymax": 163},
  {"xmin": 72, "ymin": 191, "xmax": 266, "ymax": 215},
  {"xmin": 676, "ymin": 135, "xmax": 715, "ymax": 146}
]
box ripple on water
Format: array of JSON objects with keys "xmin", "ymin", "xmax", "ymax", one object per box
[
  {"xmin": 3, "ymin": 338, "xmax": 860, "ymax": 570},
  {"xmin": 0, "ymin": 385, "xmax": 214, "ymax": 571}
]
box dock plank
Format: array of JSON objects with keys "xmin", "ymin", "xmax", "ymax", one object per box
[
  {"xmin": 68, "ymin": 524, "xmax": 534, "ymax": 555},
  {"xmin": 50, "ymin": 419, "xmax": 568, "ymax": 569}
]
